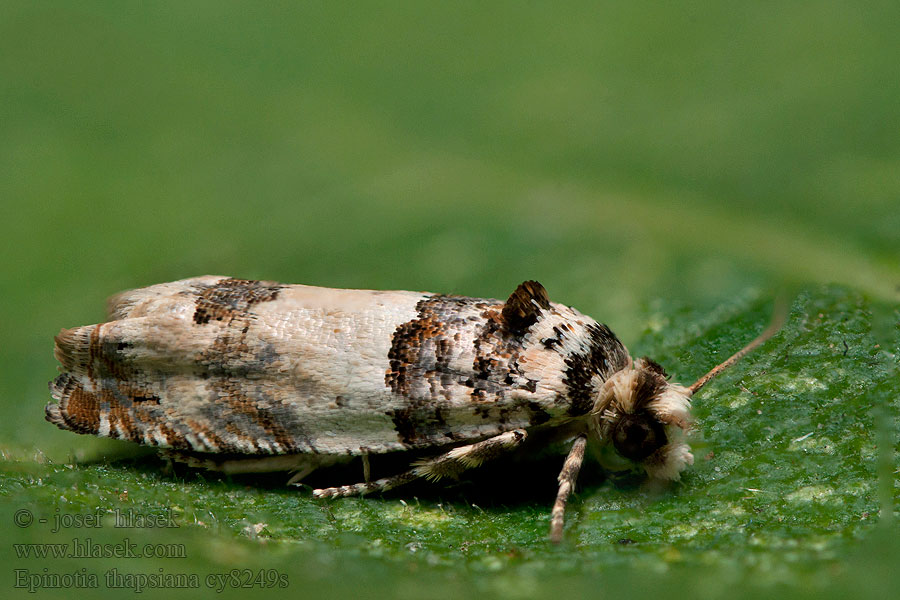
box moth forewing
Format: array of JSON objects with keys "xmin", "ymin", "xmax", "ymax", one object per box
[{"xmin": 45, "ymin": 276, "xmax": 782, "ymax": 543}]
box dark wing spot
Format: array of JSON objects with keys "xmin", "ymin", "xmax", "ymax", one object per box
[
  {"xmin": 501, "ymin": 280, "xmax": 550, "ymax": 335},
  {"xmin": 193, "ymin": 278, "xmax": 282, "ymax": 325},
  {"xmin": 131, "ymin": 393, "xmax": 161, "ymax": 404},
  {"xmin": 563, "ymin": 352, "xmax": 595, "ymax": 416},
  {"xmin": 541, "ymin": 326, "xmax": 564, "ymax": 349},
  {"xmin": 564, "ymin": 323, "xmax": 629, "ymax": 416},
  {"xmin": 385, "ymin": 296, "xmax": 448, "ymax": 395}
]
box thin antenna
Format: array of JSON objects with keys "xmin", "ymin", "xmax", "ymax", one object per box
[{"xmin": 688, "ymin": 296, "xmax": 789, "ymax": 396}]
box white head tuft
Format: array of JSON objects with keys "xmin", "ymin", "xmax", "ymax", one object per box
[{"xmin": 590, "ymin": 358, "xmax": 693, "ymax": 480}]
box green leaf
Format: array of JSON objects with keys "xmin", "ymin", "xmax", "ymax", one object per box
[{"xmin": 4, "ymin": 286, "xmax": 897, "ymax": 599}]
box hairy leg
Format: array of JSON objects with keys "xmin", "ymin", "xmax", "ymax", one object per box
[
  {"xmin": 311, "ymin": 429, "xmax": 527, "ymax": 498},
  {"xmin": 549, "ymin": 434, "xmax": 587, "ymax": 543}
]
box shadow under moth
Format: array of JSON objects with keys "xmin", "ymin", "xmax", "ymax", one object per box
[{"xmin": 46, "ymin": 276, "xmax": 782, "ymax": 542}]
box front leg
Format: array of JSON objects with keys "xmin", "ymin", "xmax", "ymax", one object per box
[
  {"xmin": 311, "ymin": 429, "xmax": 527, "ymax": 498},
  {"xmin": 549, "ymin": 434, "xmax": 587, "ymax": 543}
]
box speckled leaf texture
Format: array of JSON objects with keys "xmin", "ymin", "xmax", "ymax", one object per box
[{"xmin": 3, "ymin": 287, "xmax": 897, "ymax": 599}]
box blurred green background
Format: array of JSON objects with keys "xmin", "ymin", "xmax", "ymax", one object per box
[{"xmin": 1, "ymin": 1, "xmax": 898, "ymax": 598}]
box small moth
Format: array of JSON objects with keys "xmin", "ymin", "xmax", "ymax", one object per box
[{"xmin": 46, "ymin": 276, "xmax": 781, "ymax": 542}]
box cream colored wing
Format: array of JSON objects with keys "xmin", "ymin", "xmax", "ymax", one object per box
[{"xmin": 47, "ymin": 277, "xmax": 630, "ymax": 455}]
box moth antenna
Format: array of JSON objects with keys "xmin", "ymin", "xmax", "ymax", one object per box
[{"xmin": 688, "ymin": 295, "xmax": 788, "ymax": 396}]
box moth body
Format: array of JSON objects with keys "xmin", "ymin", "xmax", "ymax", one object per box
[{"xmin": 46, "ymin": 276, "xmax": 773, "ymax": 542}]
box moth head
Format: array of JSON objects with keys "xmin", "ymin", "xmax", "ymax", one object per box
[
  {"xmin": 590, "ymin": 357, "xmax": 694, "ymax": 480},
  {"xmin": 586, "ymin": 298, "xmax": 787, "ymax": 482}
]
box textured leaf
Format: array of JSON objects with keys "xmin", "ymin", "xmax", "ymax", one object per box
[{"xmin": 3, "ymin": 286, "xmax": 897, "ymax": 599}]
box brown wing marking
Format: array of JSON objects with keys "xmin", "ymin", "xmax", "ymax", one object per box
[
  {"xmin": 384, "ymin": 293, "xmax": 552, "ymax": 447},
  {"xmin": 46, "ymin": 278, "xmax": 308, "ymax": 455}
]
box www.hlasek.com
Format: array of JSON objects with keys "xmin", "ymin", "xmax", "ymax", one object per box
[
  {"xmin": 14, "ymin": 568, "xmax": 289, "ymax": 593},
  {"xmin": 14, "ymin": 537, "xmax": 186, "ymax": 559}
]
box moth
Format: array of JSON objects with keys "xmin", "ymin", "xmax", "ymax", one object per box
[{"xmin": 46, "ymin": 276, "xmax": 781, "ymax": 542}]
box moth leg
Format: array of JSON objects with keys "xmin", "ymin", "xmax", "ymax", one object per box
[
  {"xmin": 549, "ymin": 434, "xmax": 587, "ymax": 544},
  {"xmin": 286, "ymin": 465, "xmax": 317, "ymax": 486},
  {"xmin": 362, "ymin": 453, "xmax": 371, "ymax": 483},
  {"xmin": 312, "ymin": 429, "xmax": 527, "ymax": 499},
  {"xmin": 413, "ymin": 429, "xmax": 527, "ymax": 482},
  {"xmin": 310, "ymin": 469, "xmax": 419, "ymax": 499},
  {"xmin": 161, "ymin": 450, "xmax": 340, "ymax": 486}
]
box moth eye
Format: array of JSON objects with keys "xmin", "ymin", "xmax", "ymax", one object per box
[{"xmin": 612, "ymin": 413, "xmax": 667, "ymax": 462}]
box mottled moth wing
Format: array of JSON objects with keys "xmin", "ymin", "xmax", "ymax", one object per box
[{"xmin": 47, "ymin": 276, "xmax": 630, "ymax": 458}]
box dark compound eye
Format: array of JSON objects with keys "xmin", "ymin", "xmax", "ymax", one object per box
[{"xmin": 612, "ymin": 413, "xmax": 667, "ymax": 462}]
